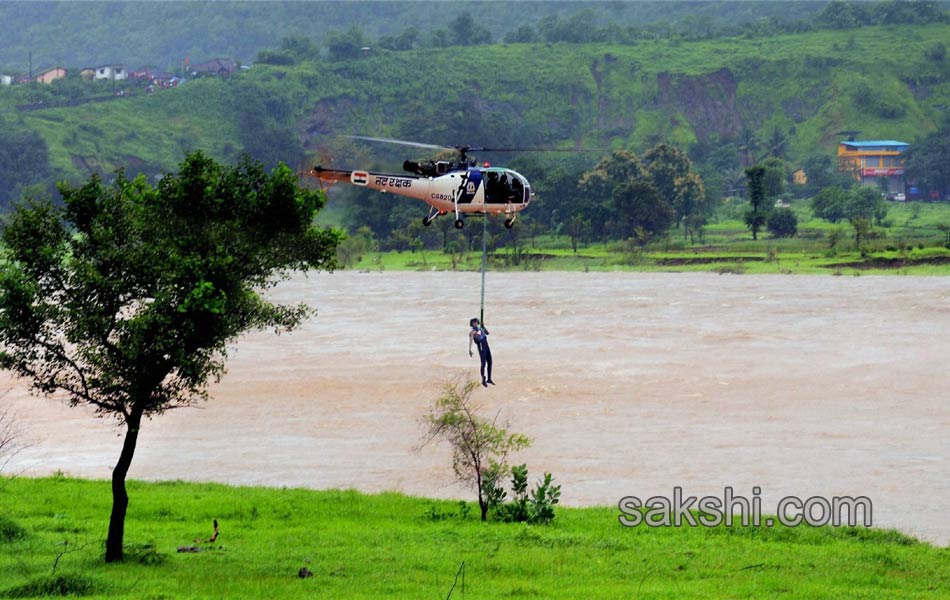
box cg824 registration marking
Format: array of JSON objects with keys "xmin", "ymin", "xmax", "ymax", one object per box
[{"xmin": 375, "ymin": 176, "xmax": 413, "ymax": 189}]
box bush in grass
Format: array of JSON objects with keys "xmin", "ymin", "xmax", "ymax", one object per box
[
  {"xmin": 490, "ymin": 464, "xmax": 561, "ymax": 525},
  {"xmin": 767, "ymin": 207, "xmax": 798, "ymax": 238}
]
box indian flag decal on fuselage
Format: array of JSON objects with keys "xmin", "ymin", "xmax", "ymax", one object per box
[{"xmin": 352, "ymin": 171, "xmax": 369, "ymax": 186}]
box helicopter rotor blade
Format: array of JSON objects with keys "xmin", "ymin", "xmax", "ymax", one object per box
[
  {"xmin": 465, "ymin": 146, "xmax": 600, "ymax": 153},
  {"xmin": 347, "ymin": 135, "xmax": 602, "ymax": 156},
  {"xmin": 346, "ymin": 135, "xmax": 450, "ymax": 151}
]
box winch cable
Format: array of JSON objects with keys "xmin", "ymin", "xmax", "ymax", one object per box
[{"xmin": 480, "ymin": 212, "xmax": 487, "ymax": 326}]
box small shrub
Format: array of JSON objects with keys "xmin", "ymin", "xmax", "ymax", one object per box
[
  {"xmin": 126, "ymin": 542, "xmax": 168, "ymax": 566},
  {"xmin": 491, "ymin": 464, "xmax": 561, "ymax": 524},
  {"xmin": 529, "ymin": 473, "xmax": 561, "ymax": 525},
  {"xmin": 423, "ymin": 501, "xmax": 472, "ymax": 522},
  {"xmin": 767, "ymin": 207, "xmax": 798, "ymax": 238}
]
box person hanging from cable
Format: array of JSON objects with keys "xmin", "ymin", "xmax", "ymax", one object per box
[{"xmin": 468, "ymin": 317, "xmax": 494, "ymax": 387}]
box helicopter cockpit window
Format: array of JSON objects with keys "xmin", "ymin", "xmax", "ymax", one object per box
[{"xmin": 484, "ymin": 170, "xmax": 528, "ymax": 204}]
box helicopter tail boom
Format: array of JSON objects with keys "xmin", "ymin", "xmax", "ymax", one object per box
[{"xmin": 304, "ymin": 166, "xmax": 432, "ymax": 200}]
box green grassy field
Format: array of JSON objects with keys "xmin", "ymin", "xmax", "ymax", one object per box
[{"xmin": 1, "ymin": 476, "xmax": 947, "ymax": 598}]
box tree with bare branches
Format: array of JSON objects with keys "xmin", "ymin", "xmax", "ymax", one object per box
[
  {"xmin": 421, "ymin": 376, "xmax": 530, "ymax": 521},
  {"xmin": 0, "ymin": 400, "xmax": 22, "ymax": 476}
]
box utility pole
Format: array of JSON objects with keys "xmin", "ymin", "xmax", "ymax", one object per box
[{"xmin": 28, "ymin": 51, "xmax": 32, "ymax": 80}]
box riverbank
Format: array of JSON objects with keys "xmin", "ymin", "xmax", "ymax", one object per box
[
  {"xmin": 342, "ymin": 202, "xmax": 950, "ymax": 275},
  {"xmin": 1, "ymin": 476, "xmax": 946, "ymax": 598}
]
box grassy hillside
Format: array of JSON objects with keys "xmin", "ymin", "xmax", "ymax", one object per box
[
  {"xmin": 1, "ymin": 476, "xmax": 946, "ymax": 598},
  {"xmin": 0, "ymin": 1, "xmax": 826, "ymax": 71},
  {"xmin": 9, "ymin": 21, "xmax": 950, "ymax": 192},
  {"xmin": 19, "ymin": 78, "xmax": 241, "ymax": 179}
]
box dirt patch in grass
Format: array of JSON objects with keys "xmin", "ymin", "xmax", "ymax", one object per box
[{"xmin": 657, "ymin": 256, "xmax": 764, "ymax": 265}]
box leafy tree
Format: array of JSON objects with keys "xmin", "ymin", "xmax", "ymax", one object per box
[
  {"xmin": 508, "ymin": 154, "xmax": 588, "ymax": 231},
  {"xmin": 505, "ymin": 25, "xmax": 539, "ymax": 44},
  {"xmin": 0, "ymin": 152, "xmax": 340, "ymax": 561},
  {"xmin": 644, "ymin": 143, "xmax": 709, "ymax": 239},
  {"xmin": 279, "ymin": 35, "xmax": 319, "ymax": 61},
  {"xmin": 815, "ymin": 0, "xmax": 870, "ymax": 29},
  {"xmin": 827, "ymin": 226, "xmax": 846, "ymax": 253},
  {"xmin": 643, "ymin": 144, "xmax": 691, "ymax": 219},
  {"xmin": 848, "ymin": 185, "xmax": 886, "ymax": 223},
  {"xmin": 738, "ymin": 126, "xmax": 760, "ymax": 167},
  {"xmin": 765, "ymin": 126, "xmax": 788, "ymax": 159},
  {"xmin": 851, "ymin": 216, "xmax": 871, "ymax": 252},
  {"xmin": 744, "ymin": 210, "xmax": 768, "ymax": 241},
  {"xmin": 0, "ymin": 119, "xmax": 52, "ymax": 209},
  {"xmin": 611, "ymin": 180, "xmax": 674, "ymax": 242},
  {"xmin": 379, "ymin": 26, "xmax": 421, "ymax": 51},
  {"xmin": 567, "ymin": 214, "xmax": 591, "ymax": 253},
  {"xmin": 538, "ymin": 10, "xmax": 605, "ymax": 43},
  {"xmin": 937, "ymin": 223, "xmax": 950, "ymax": 248},
  {"xmin": 904, "ymin": 123, "xmax": 950, "ymax": 198},
  {"xmin": 744, "ymin": 164, "xmax": 767, "ymax": 239},
  {"xmin": 676, "ymin": 173, "xmax": 709, "ymax": 243},
  {"xmin": 421, "ymin": 376, "xmax": 530, "ymax": 521},
  {"xmin": 427, "ymin": 28, "xmax": 452, "ymax": 48},
  {"xmin": 767, "ymin": 207, "xmax": 798, "ymax": 238},
  {"xmin": 760, "ymin": 157, "xmax": 787, "ymax": 200},
  {"xmin": 800, "ymin": 154, "xmax": 853, "ymax": 197},
  {"xmin": 579, "ymin": 151, "xmax": 646, "ymax": 239},
  {"xmin": 449, "ymin": 12, "xmax": 492, "ymax": 46},
  {"xmin": 336, "ymin": 226, "xmax": 376, "ymax": 267},
  {"xmin": 326, "ymin": 26, "xmax": 368, "ymax": 60},
  {"xmin": 812, "ymin": 185, "xmax": 849, "ymax": 223}
]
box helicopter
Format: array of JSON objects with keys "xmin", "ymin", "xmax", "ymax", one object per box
[{"xmin": 303, "ymin": 136, "xmax": 533, "ymax": 229}]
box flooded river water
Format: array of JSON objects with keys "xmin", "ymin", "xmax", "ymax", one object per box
[{"xmin": 5, "ymin": 272, "xmax": 949, "ymax": 544}]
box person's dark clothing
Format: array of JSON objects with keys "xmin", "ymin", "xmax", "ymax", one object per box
[{"xmin": 472, "ymin": 326, "xmax": 493, "ymax": 384}]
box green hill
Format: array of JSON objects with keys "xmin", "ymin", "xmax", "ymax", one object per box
[
  {"xmin": 0, "ymin": 1, "xmax": 825, "ymax": 70},
  {"xmin": 4, "ymin": 21, "xmax": 950, "ymax": 208}
]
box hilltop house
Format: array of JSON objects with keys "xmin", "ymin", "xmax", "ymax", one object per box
[
  {"xmin": 131, "ymin": 66, "xmax": 177, "ymax": 88},
  {"xmin": 792, "ymin": 168, "xmax": 807, "ymax": 186},
  {"xmin": 189, "ymin": 58, "xmax": 237, "ymax": 78},
  {"xmin": 85, "ymin": 64, "xmax": 128, "ymax": 81},
  {"xmin": 34, "ymin": 67, "xmax": 66, "ymax": 84}
]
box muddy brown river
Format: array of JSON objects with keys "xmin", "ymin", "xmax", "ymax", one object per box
[{"xmin": 4, "ymin": 272, "xmax": 949, "ymax": 545}]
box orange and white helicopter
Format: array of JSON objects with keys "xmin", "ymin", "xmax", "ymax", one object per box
[{"xmin": 303, "ymin": 136, "xmax": 533, "ymax": 229}]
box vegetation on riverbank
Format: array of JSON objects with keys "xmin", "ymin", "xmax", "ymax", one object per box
[
  {"xmin": 340, "ymin": 200, "xmax": 950, "ymax": 276},
  {"xmin": 1, "ymin": 476, "xmax": 946, "ymax": 598}
]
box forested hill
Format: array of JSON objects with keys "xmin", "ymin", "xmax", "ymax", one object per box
[
  {"xmin": 0, "ymin": 1, "xmax": 827, "ymax": 70},
  {"xmin": 8, "ymin": 20, "xmax": 950, "ymax": 196}
]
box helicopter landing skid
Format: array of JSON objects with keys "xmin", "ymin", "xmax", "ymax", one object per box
[
  {"xmin": 422, "ymin": 207, "xmax": 445, "ymax": 227},
  {"xmin": 452, "ymin": 188, "xmax": 464, "ymax": 229}
]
